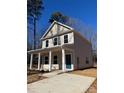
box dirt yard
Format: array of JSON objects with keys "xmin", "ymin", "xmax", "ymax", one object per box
[
  {"xmin": 28, "ymin": 74, "xmax": 47, "ymax": 84},
  {"xmin": 85, "ymin": 79, "xmax": 97, "ymax": 93},
  {"xmin": 27, "ymin": 68, "xmax": 97, "ymax": 93},
  {"xmin": 69, "ymin": 68, "xmax": 97, "ymax": 77},
  {"xmin": 27, "ymin": 70, "xmax": 47, "ymax": 84},
  {"xmin": 69, "ymin": 68, "xmax": 97, "ymax": 93}
]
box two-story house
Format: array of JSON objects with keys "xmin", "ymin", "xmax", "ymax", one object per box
[{"xmin": 28, "ymin": 21, "xmax": 93, "ymax": 72}]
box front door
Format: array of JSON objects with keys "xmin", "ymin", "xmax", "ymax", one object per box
[{"xmin": 65, "ymin": 54, "xmax": 71, "ymax": 69}]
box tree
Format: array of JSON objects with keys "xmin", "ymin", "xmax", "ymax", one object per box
[
  {"xmin": 64, "ymin": 17, "xmax": 96, "ymax": 49},
  {"xmin": 49, "ymin": 12, "xmax": 69, "ymax": 23},
  {"xmin": 91, "ymin": 32, "xmax": 97, "ymax": 51},
  {"xmin": 27, "ymin": 0, "xmax": 44, "ymax": 49}
]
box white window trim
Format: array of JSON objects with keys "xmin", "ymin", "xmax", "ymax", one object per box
[
  {"xmin": 64, "ymin": 34, "xmax": 68, "ymax": 43},
  {"xmin": 45, "ymin": 40, "xmax": 49, "ymax": 47},
  {"xmin": 53, "ymin": 37, "xmax": 58, "ymax": 46}
]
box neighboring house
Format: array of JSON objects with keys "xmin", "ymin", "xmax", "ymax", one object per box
[{"xmin": 28, "ymin": 21, "xmax": 93, "ymax": 72}]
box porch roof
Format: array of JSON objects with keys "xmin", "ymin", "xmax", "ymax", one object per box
[{"xmin": 28, "ymin": 44, "xmax": 74, "ymax": 54}]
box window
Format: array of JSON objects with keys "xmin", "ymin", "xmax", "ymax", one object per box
[
  {"xmin": 53, "ymin": 56, "xmax": 57, "ymax": 64},
  {"xmin": 46, "ymin": 40, "xmax": 49, "ymax": 47},
  {"xmin": 86, "ymin": 57, "xmax": 89, "ymax": 64},
  {"xmin": 64, "ymin": 35, "xmax": 68, "ymax": 43},
  {"xmin": 45, "ymin": 56, "xmax": 48, "ymax": 64},
  {"xmin": 54, "ymin": 37, "xmax": 58, "ymax": 45}
]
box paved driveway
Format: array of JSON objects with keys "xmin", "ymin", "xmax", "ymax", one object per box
[{"xmin": 28, "ymin": 73, "xmax": 95, "ymax": 93}]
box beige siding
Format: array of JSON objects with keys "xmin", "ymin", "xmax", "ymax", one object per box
[
  {"xmin": 44, "ymin": 24, "xmax": 70, "ymax": 38},
  {"xmin": 73, "ymin": 32, "xmax": 93, "ymax": 70},
  {"xmin": 42, "ymin": 32, "xmax": 74, "ymax": 49}
]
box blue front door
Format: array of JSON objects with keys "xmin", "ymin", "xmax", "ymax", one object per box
[{"xmin": 65, "ymin": 54, "xmax": 71, "ymax": 69}]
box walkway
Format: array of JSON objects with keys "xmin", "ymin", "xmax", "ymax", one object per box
[{"xmin": 28, "ymin": 73, "xmax": 95, "ymax": 93}]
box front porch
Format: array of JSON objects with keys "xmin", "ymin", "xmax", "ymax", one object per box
[{"xmin": 28, "ymin": 45, "xmax": 74, "ymax": 72}]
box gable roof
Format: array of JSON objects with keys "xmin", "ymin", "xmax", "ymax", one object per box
[
  {"xmin": 40, "ymin": 21, "xmax": 74, "ymax": 40},
  {"xmin": 39, "ymin": 20, "xmax": 91, "ymax": 45}
]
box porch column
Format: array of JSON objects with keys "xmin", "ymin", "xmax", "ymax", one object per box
[
  {"xmin": 48, "ymin": 51, "xmax": 52, "ymax": 71},
  {"xmin": 40, "ymin": 56, "xmax": 43, "ymax": 71},
  {"xmin": 37, "ymin": 53, "xmax": 41, "ymax": 70},
  {"xmin": 29, "ymin": 53, "xmax": 33, "ymax": 70},
  {"xmin": 41, "ymin": 56, "xmax": 45, "ymax": 71},
  {"xmin": 62, "ymin": 48, "xmax": 65, "ymax": 72}
]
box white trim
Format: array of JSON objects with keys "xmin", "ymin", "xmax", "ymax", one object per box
[
  {"xmin": 53, "ymin": 37, "xmax": 58, "ymax": 46},
  {"xmin": 40, "ymin": 21, "xmax": 74, "ymax": 40},
  {"xmin": 48, "ymin": 51, "xmax": 52, "ymax": 71},
  {"xmin": 64, "ymin": 34, "xmax": 69, "ymax": 44},
  {"xmin": 28, "ymin": 43, "xmax": 74, "ymax": 54},
  {"xmin": 41, "ymin": 21, "xmax": 55, "ymax": 39},
  {"xmin": 62, "ymin": 48, "xmax": 65, "ymax": 72},
  {"xmin": 56, "ymin": 21, "xmax": 74, "ymax": 30}
]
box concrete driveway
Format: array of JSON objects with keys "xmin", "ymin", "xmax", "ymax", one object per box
[{"xmin": 28, "ymin": 73, "xmax": 95, "ymax": 93}]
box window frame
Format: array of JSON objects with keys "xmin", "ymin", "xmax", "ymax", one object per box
[
  {"xmin": 64, "ymin": 34, "xmax": 68, "ymax": 43},
  {"xmin": 46, "ymin": 40, "xmax": 49, "ymax": 47},
  {"xmin": 53, "ymin": 37, "xmax": 58, "ymax": 46}
]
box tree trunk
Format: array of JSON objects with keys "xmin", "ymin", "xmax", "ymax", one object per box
[{"xmin": 33, "ymin": 17, "xmax": 36, "ymax": 49}]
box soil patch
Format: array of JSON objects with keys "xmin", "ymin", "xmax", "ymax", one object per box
[
  {"xmin": 69, "ymin": 68, "xmax": 97, "ymax": 77},
  {"xmin": 27, "ymin": 73, "xmax": 47, "ymax": 84},
  {"xmin": 85, "ymin": 79, "xmax": 97, "ymax": 93}
]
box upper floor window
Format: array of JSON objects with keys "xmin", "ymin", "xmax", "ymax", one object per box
[
  {"xmin": 64, "ymin": 35, "xmax": 68, "ymax": 43},
  {"xmin": 46, "ymin": 40, "xmax": 49, "ymax": 47},
  {"xmin": 54, "ymin": 37, "xmax": 58, "ymax": 46}
]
